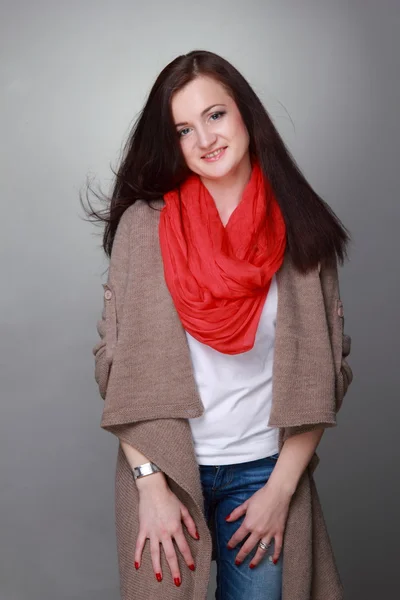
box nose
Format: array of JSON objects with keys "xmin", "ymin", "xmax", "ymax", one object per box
[{"xmin": 196, "ymin": 125, "xmax": 217, "ymax": 150}]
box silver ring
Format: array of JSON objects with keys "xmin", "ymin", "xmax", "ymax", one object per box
[{"xmin": 258, "ymin": 540, "xmax": 270, "ymax": 552}]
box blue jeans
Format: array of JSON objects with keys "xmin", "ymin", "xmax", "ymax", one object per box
[{"xmin": 199, "ymin": 455, "xmax": 283, "ymax": 600}]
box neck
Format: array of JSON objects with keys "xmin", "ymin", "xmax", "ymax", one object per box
[{"xmin": 199, "ymin": 153, "xmax": 252, "ymax": 221}]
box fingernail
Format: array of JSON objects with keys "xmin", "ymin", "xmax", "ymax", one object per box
[
  {"xmin": 134, "ymin": 561, "xmax": 140, "ymax": 570},
  {"xmin": 225, "ymin": 513, "xmax": 231, "ymax": 521},
  {"xmin": 156, "ymin": 573, "xmax": 162, "ymax": 582},
  {"xmin": 195, "ymin": 530, "xmax": 200, "ymax": 540},
  {"xmin": 273, "ymin": 558, "xmax": 278, "ymax": 565},
  {"xmin": 189, "ymin": 563, "xmax": 195, "ymax": 571},
  {"xmin": 227, "ymin": 544, "xmax": 233, "ymax": 550},
  {"xmin": 174, "ymin": 577, "xmax": 181, "ymax": 587},
  {"xmin": 235, "ymin": 559, "xmax": 241, "ymax": 566},
  {"xmin": 249, "ymin": 563, "xmax": 255, "ymax": 569}
]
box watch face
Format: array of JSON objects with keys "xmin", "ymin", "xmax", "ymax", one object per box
[{"xmin": 133, "ymin": 462, "xmax": 160, "ymax": 479}]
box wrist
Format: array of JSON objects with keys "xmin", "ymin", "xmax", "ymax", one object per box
[
  {"xmin": 264, "ymin": 470, "xmax": 297, "ymax": 499},
  {"xmin": 135, "ymin": 471, "xmax": 168, "ymax": 494}
]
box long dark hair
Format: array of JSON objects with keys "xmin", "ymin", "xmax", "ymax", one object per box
[{"xmin": 81, "ymin": 49, "xmax": 351, "ymax": 271}]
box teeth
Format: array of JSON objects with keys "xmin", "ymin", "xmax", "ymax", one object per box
[{"xmin": 204, "ymin": 148, "xmax": 224, "ymax": 158}]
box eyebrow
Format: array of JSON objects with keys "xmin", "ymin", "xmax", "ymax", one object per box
[{"xmin": 174, "ymin": 104, "xmax": 227, "ymax": 128}]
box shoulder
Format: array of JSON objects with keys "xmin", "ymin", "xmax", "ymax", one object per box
[
  {"xmin": 117, "ymin": 199, "xmax": 165, "ymax": 233},
  {"xmin": 111, "ymin": 199, "xmax": 165, "ymax": 263}
]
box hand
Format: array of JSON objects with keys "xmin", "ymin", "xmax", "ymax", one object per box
[
  {"xmin": 134, "ymin": 474, "xmax": 199, "ymax": 586},
  {"xmin": 226, "ymin": 480, "xmax": 292, "ymax": 567}
]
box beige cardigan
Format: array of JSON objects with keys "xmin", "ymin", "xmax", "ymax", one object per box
[{"xmin": 92, "ymin": 200, "xmax": 353, "ymax": 600}]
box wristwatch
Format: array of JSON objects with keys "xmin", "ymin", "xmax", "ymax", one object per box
[{"xmin": 132, "ymin": 461, "xmax": 161, "ymax": 481}]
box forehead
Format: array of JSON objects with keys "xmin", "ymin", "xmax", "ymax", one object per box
[{"xmin": 171, "ymin": 76, "xmax": 231, "ymax": 120}]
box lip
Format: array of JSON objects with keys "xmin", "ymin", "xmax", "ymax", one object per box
[{"xmin": 201, "ymin": 146, "xmax": 228, "ymax": 162}]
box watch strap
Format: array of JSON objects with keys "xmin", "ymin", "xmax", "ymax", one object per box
[{"xmin": 132, "ymin": 461, "xmax": 161, "ymax": 480}]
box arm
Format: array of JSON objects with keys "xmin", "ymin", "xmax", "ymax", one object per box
[
  {"xmin": 119, "ymin": 441, "xmax": 168, "ymax": 492},
  {"xmin": 267, "ymin": 427, "xmax": 325, "ymax": 496},
  {"xmin": 92, "ymin": 210, "xmax": 199, "ymax": 586},
  {"xmin": 269, "ymin": 256, "xmax": 353, "ymax": 494},
  {"xmin": 226, "ymin": 258, "xmax": 354, "ymax": 567}
]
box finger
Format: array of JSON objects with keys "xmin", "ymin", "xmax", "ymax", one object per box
[
  {"xmin": 227, "ymin": 522, "xmax": 249, "ymax": 549},
  {"xmin": 150, "ymin": 537, "xmax": 163, "ymax": 582},
  {"xmin": 271, "ymin": 534, "xmax": 283, "ymax": 564},
  {"xmin": 180, "ymin": 504, "xmax": 199, "ymax": 540},
  {"xmin": 234, "ymin": 532, "xmax": 261, "ymax": 564},
  {"xmin": 174, "ymin": 530, "xmax": 196, "ymax": 571},
  {"xmin": 134, "ymin": 530, "xmax": 147, "ymax": 570},
  {"xmin": 225, "ymin": 500, "xmax": 249, "ymax": 523},
  {"xmin": 248, "ymin": 538, "xmax": 273, "ymax": 568},
  {"xmin": 161, "ymin": 535, "xmax": 182, "ymax": 587}
]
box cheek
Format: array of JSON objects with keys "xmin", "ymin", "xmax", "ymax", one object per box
[
  {"xmin": 229, "ymin": 115, "xmax": 249, "ymax": 147},
  {"xmin": 180, "ymin": 138, "xmax": 197, "ymax": 162},
  {"xmin": 238, "ymin": 123, "xmax": 250, "ymax": 146}
]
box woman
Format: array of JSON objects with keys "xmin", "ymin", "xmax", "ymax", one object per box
[{"xmin": 86, "ymin": 50, "xmax": 353, "ymax": 600}]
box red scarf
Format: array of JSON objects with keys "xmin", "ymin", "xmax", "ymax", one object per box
[{"xmin": 159, "ymin": 160, "xmax": 287, "ymax": 354}]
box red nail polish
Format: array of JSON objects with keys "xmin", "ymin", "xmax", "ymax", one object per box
[
  {"xmin": 134, "ymin": 561, "xmax": 139, "ymax": 570},
  {"xmin": 273, "ymin": 558, "xmax": 278, "ymax": 565},
  {"xmin": 225, "ymin": 513, "xmax": 231, "ymax": 521},
  {"xmin": 195, "ymin": 530, "xmax": 200, "ymax": 540},
  {"xmin": 156, "ymin": 573, "xmax": 162, "ymax": 582},
  {"xmin": 174, "ymin": 577, "xmax": 181, "ymax": 587},
  {"xmin": 249, "ymin": 563, "xmax": 255, "ymax": 569},
  {"xmin": 189, "ymin": 563, "xmax": 195, "ymax": 571},
  {"xmin": 235, "ymin": 559, "xmax": 241, "ymax": 566}
]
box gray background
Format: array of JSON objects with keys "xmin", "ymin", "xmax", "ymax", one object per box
[{"xmin": 1, "ymin": 0, "xmax": 398, "ymax": 598}]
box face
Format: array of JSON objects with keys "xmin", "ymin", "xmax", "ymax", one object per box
[{"xmin": 171, "ymin": 75, "xmax": 250, "ymax": 182}]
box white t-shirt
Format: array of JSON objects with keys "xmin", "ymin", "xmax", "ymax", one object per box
[{"xmin": 185, "ymin": 274, "xmax": 279, "ymax": 465}]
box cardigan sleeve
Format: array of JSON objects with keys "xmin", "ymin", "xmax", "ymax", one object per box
[
  {"xmin": 92, "ymin": 209, "xmax": 132, "ymax": 400},
  {"xmin": 280, "ymin": 257, "xmax": 353, "ymax": 444},
  {"xmin": 318, "ymin": 257, "xmax": 354, "ymax": 413}
]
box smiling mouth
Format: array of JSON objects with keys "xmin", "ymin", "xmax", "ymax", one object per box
[{"xmin": 202, "ymin": 146, "xmax": 227, "ymax": 159}]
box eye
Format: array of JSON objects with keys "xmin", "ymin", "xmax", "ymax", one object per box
[
  {"xmin": 178, "ymin": 127, "xmax": 191, "ymax": 138},
  {"xmin": 210, "ymin": 111, "xmax": 226, "ymax": 121}
]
